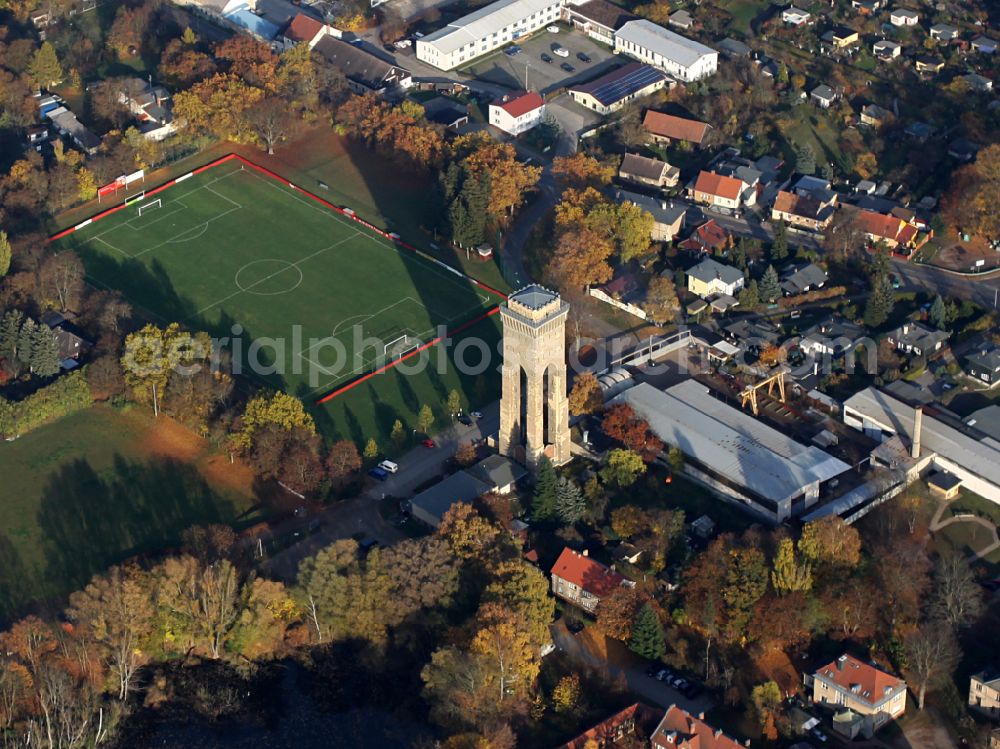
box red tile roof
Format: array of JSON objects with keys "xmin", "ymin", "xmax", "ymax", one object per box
[
  {"xmin": 694, "ymin": 170, "xmax": 744, "ymax": 201},
  {"xmin": 551, "ymin": 547, "xmax": 624, "ymax": 598},
  {"xmin": 652, "ymin": 705, "xmax": 747, "ymax": 749},
  {"xmin": 679, "ymin": 219, "xmax": 729, "ymax": 252},
  {"xmin": 856, "ymin": 209, "xmax": 904, "ymax": 242},
  {"xmin": 642, "ymin": 111, "xmax": 711, "ymax": 144},
  {"xmin": 561, "ymin": 703, "xmax": 662, "ymax": 749},
  {"xmin": 814, "ymin": 654, "xmax": 905, "ymax": 705},
  {"xmin": 773, "ymin": 189, "xmax": 822, "ymax": 220},
  {"xmin": 285, "ymin": 13, "xmax": 324, "ymax": 43},
  {"xmin": 494, "ymin": 91, "xmax": 544, "ymax": 118}
]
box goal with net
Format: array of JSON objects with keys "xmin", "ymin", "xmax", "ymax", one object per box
[
  {"xmin": 383, "ymin": 333, "xmax": 420, "ymax": 360},
  {"xmin": 137, "ymin": 199, "xmax": 162, "ymax": 217}
]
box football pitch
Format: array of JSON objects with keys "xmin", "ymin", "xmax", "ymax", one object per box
[{"xmin": 56, "ymin": 158, "xmax": 504, "ymax": 439}]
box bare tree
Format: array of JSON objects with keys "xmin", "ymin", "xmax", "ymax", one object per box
[
  {"xmin": 37, "ymin": 251, "xmax": 85, "ymax": 312},
  {"xmin": 930, "ymin": 551, "xmax": 984, "ymax": 628},
  {"xmin": 904, "ymin": 621, "xmax": 960, "ymax": 710},
  {"xmin": 245, "ymin": 98, "xmax": 294, "ymax": 155}
]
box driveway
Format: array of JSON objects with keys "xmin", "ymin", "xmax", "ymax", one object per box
[
  {"xmin": 364, "ymin": 401, "xmax": 500, "ymax": 499},
  {"xmin": 551, "ymin": 622, "xmax": 714, "ymax": 714}
]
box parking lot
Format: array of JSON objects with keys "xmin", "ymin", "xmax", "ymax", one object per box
[{"xmin": 461, "ymin": 23, "xmax": 620, "ymax": 95}]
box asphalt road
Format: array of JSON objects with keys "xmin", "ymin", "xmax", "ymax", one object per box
[{"xmin": 891, "ymin": 258, "xmax": 1000, "ymax": 309}]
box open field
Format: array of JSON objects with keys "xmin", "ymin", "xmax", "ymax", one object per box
[
  {"xmin": 56, "ymin": 157, "xmax": 504, "ymax": 444},
  {"xmin": 0, "ymin": 405, "xmax": 260, "ymax": 623}
]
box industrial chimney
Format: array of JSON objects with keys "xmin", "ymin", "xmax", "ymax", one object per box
[{"xmin": 911, "ymin": 406, "xmax": 923, "ymax": 459}]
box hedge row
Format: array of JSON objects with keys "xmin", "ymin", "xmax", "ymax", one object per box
[{"xmin": 0, "ymin": 371, "xmax": 93, "ymax": 438}]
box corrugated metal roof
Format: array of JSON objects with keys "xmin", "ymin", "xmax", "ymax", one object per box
[
  {"xmin": 615, "ymin": 19, "xmax": 716, "ymax": 67},
  {"xmin": 420, "ymin": 0, "xmax": 558, "ymax": 55},
  {"xmin": 617, "ymin": 380, "xmax": 850, "ymax": 503},
  {"xmin": 844, "ymin": 387, "xmax": 1000, "ymax": 490}
]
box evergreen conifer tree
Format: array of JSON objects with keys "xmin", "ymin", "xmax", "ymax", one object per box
[
  {"xmin": 532, "ymin": 458, "xmax": 559, "ymax": 521},
  {"xmin": 17, "ymin": 318, "xmax": 36, "ymax": 367},
  {"xmin": 758, "ymin": 265, "xmax": 781, "ymax": 303},
  {"xmin": 556, "ymin": 477, "xmax": 586, "ymax": 523},
  {"xmin": 770, "ymin": 222, "xmax": 789, "ymax": 263},
  {"xmin": 629, "ymin": 603, "xmax": 666, "ymax": 660},
  {"xmin": 864, "ymin": 273, "xmax": 896, "ymax": 328},
  {"xmin": 929, "ymin": 295, "xmax": 947, "ymax": 330},
  {"xmin": 0, "ymin": 310, "xmax": 24, "ymax": 362},
  {"xmin": 30, "ymin": 325, "xmax": 60, "ymax": 377}
]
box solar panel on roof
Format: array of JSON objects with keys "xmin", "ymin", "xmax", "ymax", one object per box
[{"xmin": 586, "ymin": 65, "xmax": 666, "ymax": 105}]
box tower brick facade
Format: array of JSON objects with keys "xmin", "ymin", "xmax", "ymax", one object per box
[{"xmin": 499, "ymin": 285, "xmax": 571, "ymax": 469}]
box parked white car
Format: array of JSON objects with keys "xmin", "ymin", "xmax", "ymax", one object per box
[
  {"xmin": 553, "ymin": 45, "xmax": 569, "ymax": 57},
  {"xmin": 546, "ymin": 25, "xmax": 560, "ymax": 32}
]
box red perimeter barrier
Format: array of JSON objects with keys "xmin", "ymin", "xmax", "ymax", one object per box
[
  {"xmin": 47, "ymin": 153, "xmax": 511, "ymax": 406},
  {"xmin": 314, "ymin": 305, "xmax": 501, "ymax": 406}
]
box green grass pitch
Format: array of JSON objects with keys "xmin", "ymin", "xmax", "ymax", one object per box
[{"xmin": 57, "ymin": 159, "xmax": 503, "ymax": 444}]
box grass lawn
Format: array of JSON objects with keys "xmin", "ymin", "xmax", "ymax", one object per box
[
  {"xmin": 716, "ymin": 0, "xmax": 769, "ymax": 34},
  {"xmin": 0, "ymin": 405, "xmax": 260, "ymax": 623},
  {"xmin": 56, "ymin": 157, "xmax": 503, "ymax": 446},
  {"xmin": 779, "ymin": 110, "xmax": 855, "ymax": 176},
  {"xmin": 931, "ymin": 521, "xmax": 996, "ymax": 560}
]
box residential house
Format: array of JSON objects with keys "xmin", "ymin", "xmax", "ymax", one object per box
[
  {"xmin": 782, "ymin": 6, "xmax": 812, "ymax": 25},
  {"xmin": 614, "ymin": 189, "xmax": 686, "ymax": 241},
  {"xmin": 970, "ymin": 671, "xmax": 1000, "ymax": 719},
  {"xmin": 887, "ymin": 321, "xmax": 950, "ymax": 357},
  {"xmin": 771, "ymin": 189, "xmax": 835, "ymax": 231},
  {"xmin": 972, "ymin": 36, "xmax": 998, "ymax": 54},
  {"xmin": 667, "ymin": 9, "xmax": 693, "ymax": 30},
  {"xmin": 678, "ymin": 219, "xmax": 729, "ymax": 254},
  {"xmin": 929, "ymin": 23, "xmax": 959, "ymax": 41},
  {"xmin": 116, "ymin": 78, "xmax": 175, "ymax": 140},
  {"xmin": 642, "ymin": 110, "xmax": 711, "ymax": 146},
  {"xmin": 223, "ymin": 4, "xmax": 281, "ymax": 41},
  {"xmin": 614, "ymin": 19, "xmax": 718, "ymax": 82},
  {"xmin": 466, "ymin": 454, "xmax": 527, "ymax": 494},
  {"xmin": 559, "ymin": 703, "xmax": 662, "ymax": 749},
  {"xmin": 810, "ymin": 84, "xmax": 837, "ymax": 108},
  {"xmin": 313, "ymin": 36, "xmax": 412, "ymax": 96},
  {"xmin": 828, "ymin": 27, "xmax": 860, "ymax": 48},
  {"xmin": 39, "ymin": 311, "xmax": 92, "ymax": 369},
  {"xmin": 873, "ymin": 39, "xmax": 902, "ymax": 59},
  {"xmin": 280, "ymin": 12, "xmax": 334, "ymax": 48},
  {"xmin": 948, "ymin": 138, "xmax": 980, "ymax": 161},
  {"xmin": 799, "ymin": 317, "xmax": 866, "ymax": 358},
  {"xmin": 561, "ymin": 0, "xmax": 637, "ymax": 43},
  {"xmin": 489, "ymin": 90, "xmax": 545, "ymax": 135},
  {"xmin": 780, "ymin": 262, "xmax": 828, "ymax": 295},
  {"xmin": 905, "ymin": 121, "xmax": 935, "ymax": 141},
  {"xmin": 965, "ymin": 346, "xmax": 1000, "ymax": 387},
  {"xmin": 686, "ymin": 257, "xmax": 744, "ymax": 298},
  {"xmin": 569, "ymin": 63, "xmax": 669, "ymax": 115},
  {"xmin": 963, "ymin": 73, "xmax": 994, "ymax": 92},
  {"xmin": 619, "ymin": 152, "xmax": 679, "ymax": 188},
  {"xmin": 722, "ymin": 317, "xmax": 780, "ymax": 350},
  {"xmin": 855, "ymin": 208, "xmax": 925, "ymax": 250},
  {"xmin": 591, "ymin": 274, "xmax": 646, "ymax": 319},
  {"xmin": 690, "ymin": 170, "xmax": 753, "ymax": 210},
  {"xmin": 851, "ymin": 0, "xmax": 882, "ymax": 16},
  {"xmin": 889, "ymin": 8, "xmax": 918, "ymax": 25},
  {"xmin": 550, "ymin": 547, "xmax": 626, "ymax": 613},
  {"xmin": 810, "ymin": 654, "xmax": 907, "ymax": 738},
  {"xmin": 915, "ymin": 55, "xmax": 945, "ymax": 74},
  {"xmin": 860, "ymin": 103, "xmax": 892, "ymax": 127},
  {"xmin": 46, "ymin": 106, "xmax": 101, "ymax": 155},
  {"xmin": 650, "ymin": 705, "xmax": 748, "ymax": 749}
]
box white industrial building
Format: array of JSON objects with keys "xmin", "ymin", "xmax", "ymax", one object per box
[
  {"xmin": 843, "ymin": 387, "xmax": 1000, "ymax": 504},
  {"xmin": 415, "ymin": 0, "xmax": 562, "ymax": 70},
  {"xmin": 617, "ymin": 380, "xmax": 851, "ymax": 523},
  {"xmin": 614, "ymin": 19, "xmax": 717, "ymax": 81}
]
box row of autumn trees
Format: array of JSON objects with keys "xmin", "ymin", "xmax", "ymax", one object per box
[{"xmin": 0, "ymin": 501, "xmax": 557, "ymax": 748}]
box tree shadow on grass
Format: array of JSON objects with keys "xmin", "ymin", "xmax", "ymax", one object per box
[
  {"xmin": 36, "ymin": 455, "xmax": 237, "ymax": 595},
  {"xmin": 0, "ymin": 532, "xmax": 31, "ymax": 627}
]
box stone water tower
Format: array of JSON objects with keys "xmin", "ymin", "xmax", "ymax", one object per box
[{"xmin": 498, "ymin": 285, "xmax": 571, "ymax": 469}]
